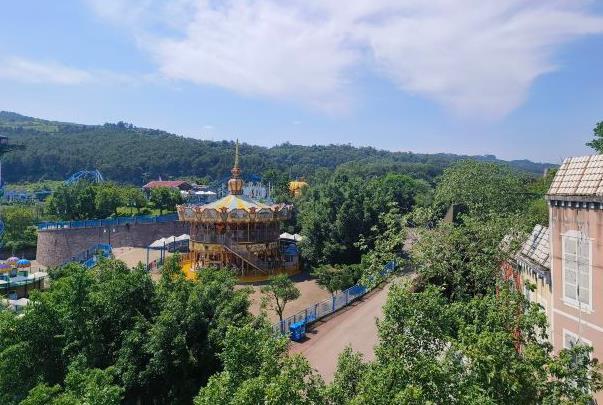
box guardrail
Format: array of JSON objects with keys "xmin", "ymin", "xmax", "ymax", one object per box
[
  {"xmin": 38, "ymin": 213, "xmax": 179, "ymax": 230},
  {"xmin": 272, "ymin": 261, "xmax": 396, "ymax": 336},
  {"xmin": 0, "ymin": 273, "xmax": 48, "ymax": 291}
]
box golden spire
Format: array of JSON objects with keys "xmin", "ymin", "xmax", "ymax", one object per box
[
  {"xmin": 234, "ymin": 138, "xmax": 240, "ymax": 170},
  {"xmin": 228, "ymin": 138, "xmax": 243, "ymax": 194}
]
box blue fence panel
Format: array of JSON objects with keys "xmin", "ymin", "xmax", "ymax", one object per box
[
  {"xmin": 333, "ymin": 293, "xmax": 347, "ymax": 311},
  {"xmin": 38, "ymin": 213, "xmax": 179, "ymax": 230}
]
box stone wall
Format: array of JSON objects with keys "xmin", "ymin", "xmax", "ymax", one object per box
[{"xmin": 36, "ymin": 221, "xmax": 189, "ymax": 267}]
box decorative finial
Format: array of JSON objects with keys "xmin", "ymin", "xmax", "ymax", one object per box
[{"xmin": 228, "ymin": 138, "xmax": 243, "ymax": 194}]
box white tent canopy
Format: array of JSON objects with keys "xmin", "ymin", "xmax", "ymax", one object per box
[
  {"xmin": 148, "ymin": 238, "xmax": 168, "ymax": 249},
  {"xmin": 148, "ymin": 235, "xmax": 190, "ymax": 249},
  {"xmin": 280, "ymin": 233, "xmax": 303, "ymax": 242}
]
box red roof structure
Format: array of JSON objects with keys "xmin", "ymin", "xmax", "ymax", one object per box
[{"xmin": 143, "ymin": 180, "xmax": 192, "ymax": 191}]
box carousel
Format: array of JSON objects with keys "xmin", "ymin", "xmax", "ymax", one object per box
[{"xmin": 177, "ymin": 140, "xmax": 298, "ymax": 278}]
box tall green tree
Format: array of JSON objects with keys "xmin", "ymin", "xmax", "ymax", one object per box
[
  {"xmin": 586, "ymin": 121, "xmax": 603, "ymax": 153},
  {"xmin": 47, "ymin": 181, "xmax": 99, "ymax": 220},
  {"xmin": 0, "ymin": 206, "xmax": 37, "ymax": 253},
  {"xmin": 312, "ymin": 264, "xmax": 362, "ymax": 296},
  {"xmin": 122, "ymin": 186, "xmax": 147, "ymax": 214},
  {"xmin": 94, "ymin": 183, "xmax": 124, "ymax": 218},
  {"xmin": 411, "ymin": 214, "xmax": 526, "ymax": 301},
  {"xmin": 195, "ymin": 324, "xmax": 326, "ymax": 405},
  {"xmin": 433, "ymin": 160, "xmax": 529, "ymax": 218},
  {"xmin": 332, "ymin": 283, "xmax": 602, "ymax": 404},
  {"xmin": 150, "ymin": 186, "xmax": 183, "ymax": 214},
  {"xmin": 261, "ymin": 274, "xmax": 300, "ymax": 324}
]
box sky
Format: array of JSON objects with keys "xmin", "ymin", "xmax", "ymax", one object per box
[{"xmin": 1, "ymin": 1, "xmax": 603, "ymax": 163}]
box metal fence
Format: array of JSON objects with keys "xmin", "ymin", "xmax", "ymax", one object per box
[
  {"xmin": 38, "ymin": 213, "xmax": 179, "ymax": 230},
  {"xmin": 0, "ymin": 273, "xmax": 48, "ymax": 294},
  {"xmin": 272, "ymin": 262, "xmax": 396, "ymax": 336}
]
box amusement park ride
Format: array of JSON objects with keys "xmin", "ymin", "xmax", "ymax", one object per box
[
  {"xmin": 64, "ymin": 169, "xmax": 104, "ymax": 184},
  {"xmin": 178, "ymin": 140, "xmax": 299, "ymax": 279}
]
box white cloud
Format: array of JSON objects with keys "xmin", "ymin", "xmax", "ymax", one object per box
[
  {"xmin": 0, "ymin": 56, "xmax": 93, "ymax": 85},
  {"xmin": 0, "ymin": 56, "xmax": 141, "ymax": 87},
  {"xmin": 89, "ymin": 0, "xmax": 603, "ymax": 117}
]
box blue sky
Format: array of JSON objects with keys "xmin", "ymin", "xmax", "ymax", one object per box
[{"xmin": 1, "ymin": 1, "xmax": 603, "ymax": 163}]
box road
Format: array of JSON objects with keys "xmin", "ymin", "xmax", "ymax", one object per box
[{"xmin": 289, "ymin": 283, "xmax": 391, "ymax": 383}]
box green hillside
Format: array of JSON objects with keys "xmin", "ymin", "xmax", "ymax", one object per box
[{"xmin": 0, "ymin": 111, "xmax": 556, "ymax": 185}]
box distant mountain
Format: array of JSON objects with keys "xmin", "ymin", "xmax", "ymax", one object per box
[{"xmin": 0, "ymin": 111, "xmax": 556, "ymax": 185}]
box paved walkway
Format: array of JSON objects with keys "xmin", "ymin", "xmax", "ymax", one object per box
[{"xmin": 289, "ymin": 283, "xmax": 391, "ymax": 383}]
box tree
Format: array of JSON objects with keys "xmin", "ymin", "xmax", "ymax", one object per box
[
  {"xmin": 21, "ymin": 358, "xmax": 123, "ymax": 405},
  {"xmin": 326, "ymin": 346, "xmax": 368, "ymax": 404},
  {"xmin": 262, "ymin": 168, "xmax": 291, "ymax": 203},
  {"xmin": 0, "ymin": 257, "xmax": 253, "ymax": 404},
  {"xmin": 261, "ymin": 274, "xmax": 300, "ymax": 324},
  {"xmin": 332, "ymin": 283, "xmax": 602, "ymax": 404},
  {"xmin": 95, "ymin": 183, "xmax": 124, "ymax": 218},
  {"xmin": 47, "ymin": 181, "xmax": 98, "ymax": 220},
  {"xmin": 150, "ymin": 187, "xmax": 182, "ymax": 214},
  {"xmin": 195, "ymin": 324, "xmax": 326, "ymax": 404},
  {"xmin": 433, "ymin": 160, "xmax": 529, "ymax": 219},
  {"xmin": 0, "ymin": 134, "xmax": 24, "ymax": 158},
  {"xmin": 312, "ymin": 264, "xmax": 361, "ymax": 296},
  {"xmin": 586, "ymin": 121, "xmax": 603, "ymax": 153},
  {"xmin": 358, "ymin": 203, "xmax": 407, "ymax": 287},
  {"xmin": 0, "ymin": 206, "xmax": 37, "ymax": 253},
  {"xmin": 370, "ymin": 173, "xmax": 432, "ymax": 214},
  {"xmin": 299, "ymin": 172, "xmax": 427, "ymax": 267},
  {"xmin": 122, "ymin": 186, "xmax": 147, "ymax": 214},
  {"xmin": 298, "ymin": 174, "xmax": 379, "ymax": 266},
  {"xmin": 411, "ymin": 214, "xmax": 526, "ymax": 301}
]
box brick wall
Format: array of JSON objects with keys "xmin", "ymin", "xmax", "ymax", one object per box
[{"xmin": 36, "ymin": 221, "xmax": 189, "ymax": 267}]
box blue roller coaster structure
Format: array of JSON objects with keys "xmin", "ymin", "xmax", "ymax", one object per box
[{"xmin": 65, "ymin": 169, "xmax": 104, "ymax": 184}]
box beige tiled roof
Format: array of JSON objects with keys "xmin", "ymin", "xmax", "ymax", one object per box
[
  {"xmin": 548, "ymin": 155, "xmax": 603, "ymax": 196},
  {"xmin": 518, "ymin": 225, "xmax": 550, "ymax": 269}
]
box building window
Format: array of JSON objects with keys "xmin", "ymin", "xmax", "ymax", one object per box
[
  {"xmin": 563, "ymin": 329, "xmax": 592, "ymax": 365},
  {"xmin": 562, "ymin": 232, "xmax": 591, "ymax": 309}
]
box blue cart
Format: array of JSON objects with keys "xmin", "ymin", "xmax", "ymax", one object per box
[{"xmin": 289, "ymin": 320, "xmax": 307, "ymax": 341}]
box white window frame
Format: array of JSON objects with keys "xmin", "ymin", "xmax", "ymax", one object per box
[
  {"xmin": 562, "ymin": 231, "xmax": 593, "ymax": 312},
  {"xmin": 563, "ymin": 328, "xmax": 592, "ymax": 349}
]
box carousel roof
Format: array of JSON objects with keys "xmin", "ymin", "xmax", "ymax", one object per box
[
  {"xmin": 177, "ymin": 139, "xmax": 292, "ymax": 223},
  {"xmin": 203, "ymin": 194, "xmax": 273, "ymax": 212}
]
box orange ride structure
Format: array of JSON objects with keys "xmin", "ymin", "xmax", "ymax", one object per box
[{"xmin": 177, "ymin": 140, "xmax": 299, "ymax": 280}]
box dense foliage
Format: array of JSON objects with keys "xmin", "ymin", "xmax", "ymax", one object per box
[
  {"xmin": 433, "ymin": 160, "xmax": 530, "ymax": 217},
  {"xmin": 586, "ymin": 121, "xmax": 603, "ymax": 153},
  {"xmin": 191, "ymin": 153, "xmax": 601, "ymax": 404},
  {"xmin": 0, "ymin": 206, "xmax": 37, "ymax": 253},
  {"xmin": 2, "ymin": 112, "xmax": 599, "ymax": 403},
  {"xmin": 0, "ymin": 112, "xmax": 555, "ymax": 185},
  {"xmin": 46, "ymin": 181, "xmax": 174, "ymax": 220},
  {"xmin": 298, "ymin": 173, "xmax": 425, "ymax": 267},
  {"xmin": 0, "ymin": 256, "xmax": 251, "ymax": 404}
]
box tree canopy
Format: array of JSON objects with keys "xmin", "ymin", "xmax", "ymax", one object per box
[
  {"xmin": 0, "ymin": 111, "xmax": 554, "ymax": 185},
  {"xmin": 0, "ymin": 256, "xmax": 251, "ymax": 404},
  {"xmin": 586, "ymin": 121, "xmax": 603, "ymax": 153}
]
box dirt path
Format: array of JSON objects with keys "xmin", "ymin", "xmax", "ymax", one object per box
[
  {"xmin": 243, "ymin": 272, "xmax": 331, "ymax": 323},
  {"xmin": 289, "ymin": 282, "xmax": 391, "ymax": 383}
]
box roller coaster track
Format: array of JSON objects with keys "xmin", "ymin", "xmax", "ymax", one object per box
[{"xmin": 65, "ymin": 169, "xmax": 104, "ymax": 184}]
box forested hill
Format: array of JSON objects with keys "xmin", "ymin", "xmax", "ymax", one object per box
[{"xmin": 0, "ymin": 111, "xmax": 556, "ymax": 185}]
